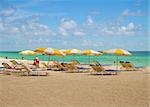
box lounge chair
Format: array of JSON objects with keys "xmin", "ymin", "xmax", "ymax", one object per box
[
  {"xmin": 41, "ymin": 62, "xmax": 52, "ymax": 70},
  {"xmin": 63, "ymin": 62, "xmax": 91, "ymax": 73},
  {"xmin": 2, "ymin": 63, "xmax": 27, "ymax": 75},
  {"xmin": 120, "ymin": 61, "xmax": 137, "ymax": 71},
  {"xmin": 125, "ymin": 62, "xmax": 136, "ymax": 70},
  {"xmin": 71, "ymin": 60, "xmax": 80, "ymax": 65},
  {"xmin": 2, "ymin": 62, "xmax": 23, "ymax": 70},
  {"xmin": 21, "ymin": 63, "xmax": 50, "ymax": 76},
  {"xmin": 2, "ymin": 62, "xmax": 50, "ymax": 76},
  {"xmin": 93, "ymin": 61, "xmax": 111, "ymax": 66},
  {"xmin": 10, "ymin": 60, "xmax": 21, "ymax": 66},
  {"xmin": 51, "ymin": 61, "xmax": 69, "ymax": 71},
  {"xmin": 90, "ymin": 64, "xmax": 118, "ymax": 75}
]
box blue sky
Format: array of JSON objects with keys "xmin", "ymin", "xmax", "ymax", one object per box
[{"xmin": 0, "ymin": 0, "xmax": 149, "ymax": 51}]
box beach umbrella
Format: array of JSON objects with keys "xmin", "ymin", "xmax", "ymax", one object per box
[
  {"xmin": 103, "ymin": 48, "xmax": 131, "ymax": 69},
  {"xmin": 64, "ymin": 49, "xmax": 81, "ymax": 55},
  {"xmin": 19, "ymin": 50, "xmax": 38, "ymax": 63},
  {"xmin": 63, "ymin": 49, "xmax": 81, "ymax": 61},
  {"xmin": 19, "ymin": 50, "xmax": 38, "ymax": 55},
  {"xmin": 34, "ymin": 48, "xmax": 65, "ymax": 61},
  {"xmin": 82, "ymin": 50, "xmax": 102, "ymax": 64},
  {"xmin": 34, "ymin": 47, "xmax": 47, "ymax": 61},
  {"xmin": 59, "ymin": 49, "xmax": 67, "ymax": 62},
  {"xmin": 34, "ymin": 47, "xmax": 47, "ymax": 53}
]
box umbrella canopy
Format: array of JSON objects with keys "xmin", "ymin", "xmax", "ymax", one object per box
[
  {"xmin": 34, "ymin": 47, "xmax": 47, "ymax": 53},
  {"xmin": 82, "ymin": 50, "xmax": 102, "ymax": 56},
  {"xmin": 64, "ymin": 49, "xmax": 81, "ymax": 55},
  {"xmin": 45, "ymin": 48, "xmax": 65, "ymax": 56},
  {"xmin": 19, "ymin": 50, "xmax": 37, "ymax": 55},
  {"xmin": 103, "ymin": 48, "xmax": 131, "ymax": 70},
  {"xmin": 82, "ymin": 50, "xmax": 102, "ymax": 64},
  {"xmin": 35, "ymin": 48, "xmax": 65, "ymax": 56},
  {"xmin": 103, "ymin": 48, "xmax": 131, "ymax": 56}
]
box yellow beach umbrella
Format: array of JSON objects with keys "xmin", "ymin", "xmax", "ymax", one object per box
[
  {"xmin": 59, "ymin": 49, "xmax": 66, "ymax": 53},
  {"xmin": 63, "ymin": 49, "xmax": 81, "ymax": 62},
  {"xmin": 82, "ymin": 50, "xmax": 102, "ymax": 56},
  {"xmin": 34, "ymin": 47, "xmax": 47, "ymax": 53},
  {"xmin": 34, "ymin": 48, "xmax": 65, "ymax": 61},
  {"xmin": 103, "ymin": 48, "xmax": 131, "ymax": 69},
  {"xmin": 64, "ymin": 49, "xmax": 81, "ymax": 55},
  {"xmin": 103, "ymin": 48, "xmax": 131, "ymax": 56},
  {"xmin": 19, "ymin": 50, "xmax": 37, "ymax": 55},
  {"xmin": 82, "ymin": 50, "xmax": 102, "ymax": 64},
  {"xmin": 19, "ymin": 50, "xmax": 38, "ymax": 62},
  {"xmin": 44, "ymin": 48, "xmax": 65, "ymax": 56},
  {"xmin": 59, "ymin": 49, "xmax": 67, "ymax": 62}
]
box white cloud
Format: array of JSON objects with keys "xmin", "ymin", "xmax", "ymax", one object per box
[
  {"xmin": 73, "ymin": 31, "xmax": 85, "ymax": 36},
  {"xmin": 82, "ymin": 40, "xmax": 104, "ymax": 48},
  {"xmin": 87, "ymin": 16, "xmax": 94, "ymax": 26},
  {"xmin": 122, "ymin": 9, "xmax": 145, "ymax": 16},
  {"xmin": 60, "ymin": 18, "xmax": 77, "ymax": 29},
  {"xmin": 96, "ymin": 22, "xmax": 137, "ymax": 36},
  {"xmin": 127, "ymin": 22, "xmax": 134, "ymax": 30},
  {"xmin": 59, "ymin": 18, "xmax": 85, "ymax": 36},
  {"xmin": 59, "ymin": 27, "xmax": 68, "ymax": 36},
  {"xmin": 0, "ymin": 8, "xmax": 55, "ymax": 37},
  {"xmin": 0, "ymin": 7, "xmax": 16, "ymax": 17}
]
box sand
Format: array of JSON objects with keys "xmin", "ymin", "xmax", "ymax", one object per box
[{"xmin": 0, "ymin": 59, "xmax": 149, "ymax": 107}]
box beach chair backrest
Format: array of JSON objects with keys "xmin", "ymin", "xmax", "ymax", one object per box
[
  {"xmin": 42, "ymin": 62, "xmax": 49, "ymax": 68},
  {"xmin": 91, "ymin": 65, "xmax": 104, "ymax": 72},
  {"xmin": 126, "ymin": 62, "xmax": 134, "ymax": 68},
  {"xmin": 10, "ymin": 60, "xmax": 18, "ymax": 65},
  {"xmin": 120, "ymin": 62, "xmax": 127, "ymax": 68},
  {"xmin": 71, "ymin": 60, "xmax": 80, "ymax": 65},
  {"xmin": 93, "ymin": 61, "xmax": 101, "ymax": 65},
  {"xmin": 63, "ymin": 63, "xmax": 77, "ymax": 70},
  {"xmin": 2, "ymin": 63, "xmax": 12, "ymax": 69},
  {"xmin": 21, "ymin": 63, "xmax": 32, "ymax": 73}
]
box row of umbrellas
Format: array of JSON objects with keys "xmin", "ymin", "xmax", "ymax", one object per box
[
  {"xmin": 19, "ymin": 48, "xmax": 132, "ymax": 70},
  {"xmin": 19, "ymin": 48, "xmax": 131, "ymax": 56},
  {"xmin": 19, "ymin": 48, "xmax": 103, "ymax": 56}
]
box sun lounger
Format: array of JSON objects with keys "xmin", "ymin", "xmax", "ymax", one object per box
[
  {"xmin": 41, "ymin": 62, "xmax": 52, "ymax": 70},
  {"xmin": 19, "ymin": 63, "xmax": 50, "ymax": 76},
  {"xmin": 120, "ymin": 61, "xmax": 139, "ymax": 71},
  {"xmin": 2, "ymin": 62, "xmax": 50, "ymax": 76},
  {"xmin": 2, "ymin": 62, "xmax": 27, "ymax": 75},
  {"xmin": 51, "ymin": 61, "xmax": 68, "ymax": 71},
  {"xmin": 90, "ymin": 64, "xmax": 118, "ymax": 75},
  {"xmin": 62, "ymin": 62, "xmax": 90, "ymax": 73},
  {"xmin": 71, "ymin": 60, "xmax": 88, "ymax": 65},
  {"xmin": 10, "ymin": 60, "xmax": 21, "ymax": 65},
  {"xmin": 71, "ymin": 60, "xmax": 80, "ymax": 65},
  {"xmin": 93, "ymin": 61, "xmax": 111, "ymax": 66}
]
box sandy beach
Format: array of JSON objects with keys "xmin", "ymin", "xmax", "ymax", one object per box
[{"xmin": 0, "ymin": 59, "xmax": 149, "ymax": 107}]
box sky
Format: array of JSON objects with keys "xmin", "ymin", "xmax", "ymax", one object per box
[{"xmin": 0, "ymin": 0, "xmax": 149, "ymax": 51}]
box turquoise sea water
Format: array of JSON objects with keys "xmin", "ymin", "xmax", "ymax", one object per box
[{"xmin": 0, "ymin": 51, "xmax": 149, "ymax": 67}]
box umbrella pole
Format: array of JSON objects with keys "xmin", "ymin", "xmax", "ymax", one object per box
[
  {"xmin": 116, "ymin": 56, "xmax": 119, "ymax": 70},
  {"xmin": 42, "ymin": 54, "xmax": 45, "ymax": 61},
  {"xmin": 89, "ymin": 56, "xmax": 90, "ymax": 64},
  {"xmin": 48, "ymin": 55, "xmax": 50, "ymax": 65}
]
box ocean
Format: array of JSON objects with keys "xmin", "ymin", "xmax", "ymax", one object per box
[{"xmin": 0, "ymin": 51, "xmax": 149, "ymax": 67}]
